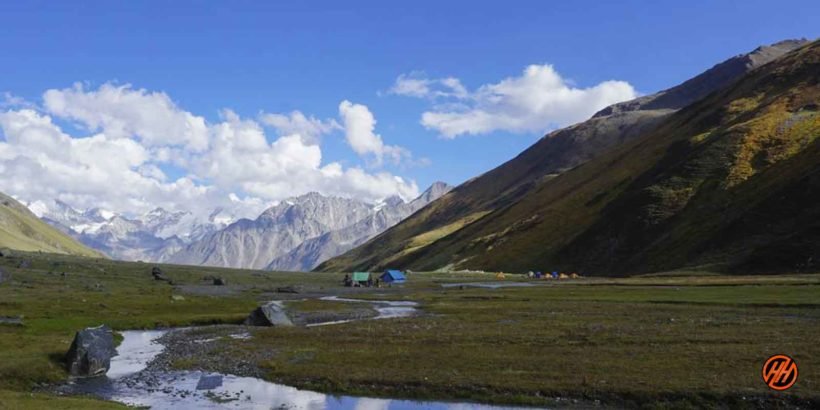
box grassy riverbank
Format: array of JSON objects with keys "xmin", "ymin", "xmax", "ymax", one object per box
[{"xmin": 1, "ymin": 251, "xmax": 818, "ymax": 408}]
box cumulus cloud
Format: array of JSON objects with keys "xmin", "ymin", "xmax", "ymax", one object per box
[
  {"xmin": 259, "ymin": 110, "xmax": 340, "ymax": 144},
  {"xmin": 393, "ymin": 65, "xmax": 637, "ymax": 138},
  {"xmin": 0, "ymin": 84, "xmax": 420, "ymax": 220},
  {"xmin": 338, "ymin": 100, "xmax": 410, "ymax": 165},
  {"xmin": 43, "ymin": 83, "xmax": 210, "ymax": 151}
]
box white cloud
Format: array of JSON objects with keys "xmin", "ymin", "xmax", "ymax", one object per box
[
  {"xmin": 259, "ymin": 110, "xmax": 340, "ymax": 144},
  {"xmin": 1, "ymin": 92, "xmax": 34, "ymax": 109},
  {"xmin": 389, "ymin": 73, "xmax": 468, "ymax": 99},
  {"xmin": 338, "ymin": 100, "xmax": 410, "ymax": 165},
  {"xmin": 43, "ymin": 82, "xmax": 210, "ymax": 151},
  {"xmin": 393, "ymin": 65, "xmax": 637, "ymax": 138},
  {"xmin": 0, "ymin": 84, "xmax": 420, "ymax": 221}
]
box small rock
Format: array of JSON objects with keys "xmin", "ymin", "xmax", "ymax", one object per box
[
  {"xmin": 65, "ymin": 325, "xmax": 117, "ymax": 377},
  {"xmin": 213, "ymin": 277, "xmax": 226, "ymax": 286},
  {"xmin": 275, "ymin": 285, "xmax": 300, "ymax": 294},
  {"xmin": 17, "ymin": 260, "xmax": 31, "ymax": 269},
  {"xmin": 0, "ymin": 267, "xmax": 8, "ymax": 284},
  {"xmin": 171, "ymin": 295, "xmax": 186, "ymax": 302},
  {"xmin": 151, "ymin": 266, "xmax": 172, "ymax": 283},
  {"xmin": 196, "ymin": 374, "xmax": 223, "ymax": 390},
  {"xmin": 244, "ymin": 301, "xmax": 294, "ymax": 327}
]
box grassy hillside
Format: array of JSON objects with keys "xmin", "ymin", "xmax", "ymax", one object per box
[
  {"xmin": 0, "ymin": 192, "xmax": 103, "ymax": 258},
  {"xmin": 320, "ymin": 40, "xmax": 819, "ymax": 275}
]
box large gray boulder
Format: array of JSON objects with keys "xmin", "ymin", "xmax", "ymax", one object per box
[
  {"xmin": 244, "ymin": 301, "xmax": 294, "ymax": 327},
  {"xmin": 65, "ymin": 325, "xmax": 117, "ymax": 377}
]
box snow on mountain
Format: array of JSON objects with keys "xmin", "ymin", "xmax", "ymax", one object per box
[
  {"xmin": 30, "ymin": 200, "xmax": 233, "ymax": 262},
  {"xmin": 26, "ymin": 182, "xmax": 451, "ymax": 269},
  {"xmin": 172, "ymin": 182, "xmax": 452, "ymax": 271}
]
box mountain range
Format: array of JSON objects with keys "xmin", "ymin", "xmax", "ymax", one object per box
[
  {"xmin": 29, "ymin": 200, "xmax": 232, "ymax": 262},
  {"xmin": 24, "ymin": 182, "xmax": 451, "ymax": 271},
  {"xmin": 317, "ymin": 39, "xmax": 817, "ymax": 275},
  {"xmin": 169, "ymin": 182, "xmax": 451, "ymax": 270}
]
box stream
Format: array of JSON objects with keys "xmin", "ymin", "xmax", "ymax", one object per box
[{"xmin": 62, "ymin": 298, "xmax": 537, "ymax": 409}]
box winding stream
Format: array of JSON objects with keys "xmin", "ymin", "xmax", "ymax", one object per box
[{"xmin": 63, "ymin": 299, "xmax": 537, "ymax": 409}]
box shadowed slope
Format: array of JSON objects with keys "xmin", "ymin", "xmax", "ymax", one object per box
[{"xmin": 318, "ymin": 39, "xmax": 809, "ymax": 273}]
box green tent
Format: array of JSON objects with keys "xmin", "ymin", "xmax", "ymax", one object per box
[{"xmin": 352, "ymin": 272, "xmax": 370, "ymax": 282}]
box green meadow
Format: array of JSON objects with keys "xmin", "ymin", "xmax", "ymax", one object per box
[{"xmin": 0, "ymin": 250, "xmax": 818, "ymax": 408}]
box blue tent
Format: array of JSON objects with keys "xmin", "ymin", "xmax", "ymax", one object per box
[{"xmin": 380, "ymin": 269, "xmax": 406, "ymax": 284}]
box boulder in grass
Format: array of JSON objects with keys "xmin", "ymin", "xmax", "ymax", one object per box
[
  {"xmin": 213, "ymin": 277, "xmax": 226, "ymax": 286},
  {"xmin": 151, "ymin": 266, "xmax": 166, "ymax": 280},
  {"xmin": 0, "ymin": 267, "xmax": 7, "ymax": 284},
  {"xmin": 65, "ymin": 325, "xmax": 117, "ymax": 377},
  {"xmin": 244, "ymin": 301, "xmax": 294, "ymax": 327},
  {"xmin": 151, "ymin": 266, "xmax": 173, "ymax": 284}
]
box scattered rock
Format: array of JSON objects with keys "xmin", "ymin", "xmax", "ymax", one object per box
[
  {"xmin": 0, "ymin": 267, "xmax": 7, "ymax": 284},
  {"xmin": 151, "ymin": 266, "xmax": 173, "ymax": 284},
  {"xmin": 213, "ymin": 277, "xmax": 226, "ymax": 286},
  {"xmin": 244, "ymin": 301, "xmax": 294, "ymax": 327},
  {"xmin": 196, "ymin": 374, "xmax": 223, "ymax": 390},
  {"xmin": 86, "ymin": 283, "xmax": 104, "ymax": 292},
  {"xmin": 17, "ymin": 259, "xmax": 31, "ymax": 269},
  {"xmin": 171, "ymin": 295, "xmax": 186, "ymax": 302},
  {"xmin": 65, "ymin": 325, "xmax": 117, "ymax": 377},
  {"xmin": 275, "ymin": 285, "xmax": 300, "ymax": 294}
]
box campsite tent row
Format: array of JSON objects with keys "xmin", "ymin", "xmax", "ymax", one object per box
[
  {"xmin": 347, "ymin": 270, "xmax": 406, "ymax": 286},
  {"xmin": 526, "ymin": 271, "xmax": 581, "ymax": 279}
]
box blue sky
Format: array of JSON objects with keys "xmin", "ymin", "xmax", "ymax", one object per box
[{"xmin": 0, "ymin": 0, "xmax": 818, "ymax": 217}]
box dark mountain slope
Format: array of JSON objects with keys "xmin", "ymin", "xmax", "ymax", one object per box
[
  {"xmin": 343, "ymin": 40, "xmax": 819, "ymax": 275},
  {"xmin": 317, "ymin": 39, "xmax": 808, "ymax": 273}
]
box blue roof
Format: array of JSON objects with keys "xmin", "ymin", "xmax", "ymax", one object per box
[{"xmin": 381, "ymin": 270, "xmax": 406, "ymax": 282}]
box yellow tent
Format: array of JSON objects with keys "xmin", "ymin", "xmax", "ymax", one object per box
[
  {"xmin": 558, "ymin": 273, "xmax": 569, "ymax": 279},
  {"xmin": 570, "ymin": 272, "xmax": 580, "ymax": 279},
  {"xmin": 495, "ymin": 272, "xmax": 506, "ymax": 280}
]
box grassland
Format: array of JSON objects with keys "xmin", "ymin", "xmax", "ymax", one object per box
[{"xmin": 0, "ymin": 250, "xmax": 818, "ymax": 408}]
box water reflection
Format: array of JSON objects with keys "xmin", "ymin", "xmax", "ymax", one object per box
[{"xmin": 67, "ymin": 311, "xmax": 538, "ymax": 409}]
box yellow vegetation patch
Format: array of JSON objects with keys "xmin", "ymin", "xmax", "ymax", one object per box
[
  {"xmin": 406, "ymin": 211, "xmax": 492, "ymax": 249},
  {"xmin": 725, "ymin": 101, "xmax": 820, "ymax": 188}
]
